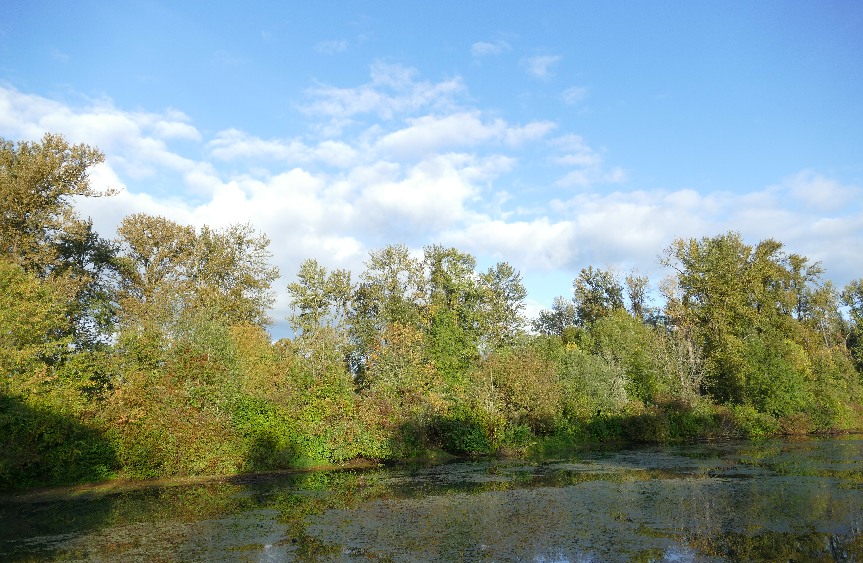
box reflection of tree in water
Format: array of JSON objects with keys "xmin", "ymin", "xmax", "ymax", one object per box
[
  {"xmin": 689, "ymin": 529, "xmax": 863, "ymax": 560},
  {"xmin": 3, "ymin": 440, "xmax": 863, "ymax": 560}
]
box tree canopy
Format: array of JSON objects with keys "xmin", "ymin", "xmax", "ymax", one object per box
[{"xmin": 2, "ymin": 133, "xmax": 863, "ymax": 492}]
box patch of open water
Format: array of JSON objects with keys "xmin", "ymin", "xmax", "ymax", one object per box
[{"xmin": 2, "ymin": 437, "xmax": 862, "ymax": 561}]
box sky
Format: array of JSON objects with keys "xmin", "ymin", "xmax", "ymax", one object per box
[{"xmin": 2, "ymin": 1, "xmax": 862, "ymax": 337}]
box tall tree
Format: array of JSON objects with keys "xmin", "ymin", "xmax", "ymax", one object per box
[
  {"xmin": 0, "ymin": 133, "xmax": 111, "ymax": 273},
  {"xmin": 1, "ymin": 134, "xmax": 118, "ymax": 347},
  {"xmin": 478, "ymin": 261, "xmax": 527, "ymax": 349},
  {"xmin": 572, "ymin": 266, "xmax": 625, "ymax": 326},
  {"xmin": 532, "ymin": 296, "xmax": 578, "ymax": 339},
  {"xmin": 287, "ymin": 258, "xmax": 352, "ymax": 337},
  {"xmin": 625, "ymin": 271, "xmax": 649, "ymax": 322},
  {"xmin": 423, "ymin": 245, "xmax": 483, "ymax": 380},
  {"xmin": 349, "ymin": 244, "xmax": 426, "ymax": 370},
  {"xmin": 842, "ymin": 279, "xmax": 863, "ymax": 372},
  {"xmin": 660, "ymin": 231, "xmax": 828, "ymax": 405},
  {"xmin": 116, "ymin": 214, "xmax": 278, "ymax": 343}
]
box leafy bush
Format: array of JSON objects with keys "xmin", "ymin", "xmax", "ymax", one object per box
[
  {"xmin": 476, "ymin": 345, "xmax": 560, "ymax": 433},
  {"xmin": 558, "ymin": 346, "xmax": 628, "ymax": 419},
  {"xmin": 0, "ymin": 390, "xmax": 117, "ymax": 490},
  {"xmin": 729, "ymin": 404, "xmax": 780, "ymax": 439}
]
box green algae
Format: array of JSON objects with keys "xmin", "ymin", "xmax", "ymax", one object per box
[{"xmin": 2, "ymin": 437, "xmax": 862, "ymax": 561}]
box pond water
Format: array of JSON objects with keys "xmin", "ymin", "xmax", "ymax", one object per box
[{"xmin": 2, "ymin": 437, "xmax": 862, "ymax": 561}]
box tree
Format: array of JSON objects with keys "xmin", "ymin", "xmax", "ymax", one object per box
[
  {"xmin": 115, "ymin": 214, "xmax": 278, "ymax": 352},
  {"xmin": 842, "ymin": 279, "xmax": 863, "ymax": 372},
  {"xmin": 287, "ymin": 259, "xmax": 352, "ymax": 338},
  {"xmin": 1, "ymin": 134, "xmax": 118, "ymax": 347},
  {"xmin": 423, "ymin": 245, "xmax": 484, "ymax": 380},
  {"xmin": 0, "ymin": 133, "xmax": 111, "ymax": 274},
  {"xmin": 115, "ymin": 214, "xmax": 196, "ymax": 334},
  {"xmin": 0, "ymin": 257, "xmax": 70, "ymax": 377},
  {"xmin": 660, "ymin": 231, "xmax": 827, "ymax": 407},
  {"xmin": 532, "ymin": 296, "xmax": 578, "ymax": 339},
  {"xmin": 625, "ymin": 271, "xmax": 650, "ymax": 322},
  {"xmin": 478, "ymin": 261, "xmax": 527, "ymax": 349},
  {"xmin": 188, "ymin": 223, "xmax": 279, "ymax": 327},
  {"xmin": 572, "ymin": 266, "xmax": 625, "ymax": 326},
  {"xmin": 348, "ymin": 244, "xmax": 426, "ymax": 374}
]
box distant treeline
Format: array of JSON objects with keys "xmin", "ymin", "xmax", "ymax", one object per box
[{"xmin": 2, "ymin": 134, "xmax": 863, "ymax": 491}]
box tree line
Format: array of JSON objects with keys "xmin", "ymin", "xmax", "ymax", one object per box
[{"xmin": 2, "ymin": 134, "xmax": 863, "ymax": 490}]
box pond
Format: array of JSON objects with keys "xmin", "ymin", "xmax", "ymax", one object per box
[{"xmin": 2, "ymin": 437, "xmax": 862, "ymax": 561}]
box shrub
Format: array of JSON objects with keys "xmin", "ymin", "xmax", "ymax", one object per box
[
  {"xmin": 558, "ymin": 346, "xmax": 628, "ymax": 420},
  {"xmin": 730, "ymin": 404, "xmax": 780, "ymax": 439}
]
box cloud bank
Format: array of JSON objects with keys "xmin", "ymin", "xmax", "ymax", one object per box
[{"xmin": 2, "ymin": 63, "xmax": 861, "ymax": 336}]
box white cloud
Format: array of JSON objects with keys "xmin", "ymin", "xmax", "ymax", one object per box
[
  {"xmin": 0, "ymin": 86, "xmax": 202, "ymax": 181},
  {"xmin": 355, "ymin": 155, "xmax": 479, "ymax": 235},
  {"xmin": 3, "ymin": 81, "xmax": 862, "ymax": 336},
  {"xmin": 315, "ymin": 39, "xmax": 349, "ymax": 54},
  {"xmin": 471, "ymin": 40, "xmax": 511, "ymax": 57},
  {"xmin": 561, "ymin": 86, "xmax": 588, "ymax": 105},
  {"xmin": 301, "ymin": 61, "xmax": 464, "ymax": 125},
  {"xmin": 208, "ymin": 129, "xmax": 358, "ymax": 168},
  {"xmin": 780, "ymin": 169, "xmax": 861, "ymax": 212},
  {"xmin": 374, "ymin": 112, "xmax": 555, "ymax": 159},
  {"xmin": 549, "ymin": 134, "xmax": 626, "ymax": 188},
  {"xmin": 522, "ymin": 55, "xmax": 561, "ymax": 80},
  {"xmin": 446, "ymin": 217, "xmax": 577, "ymax": 271}
]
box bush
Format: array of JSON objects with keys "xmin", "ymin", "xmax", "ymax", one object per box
[
  {"xmin": 730, "ymin": 404, "xmax": 780, "ymax": 439},
  {"xmin": 476, "ymin": 345, "xmax": 560, "ymax": 433},
  {"xmin": 558, "ymin": 346, "xmax": 628, "ymax": 420},
  {"xmin": 0, "ymin": 391, "xmax": 117, "ymax": 490},
  {"xmin": 623, "ymin": 404, "xmax": 671, "ymax": 443}
]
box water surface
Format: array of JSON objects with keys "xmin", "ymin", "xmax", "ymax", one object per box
[{"xmin": 2, "ymin": 437, "xmax": 862, "ymax": 561}]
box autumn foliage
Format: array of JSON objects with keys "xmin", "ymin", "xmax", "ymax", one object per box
[{"xmin": 2, "ymin": 134, "xmax": 863, "ymax": 491}]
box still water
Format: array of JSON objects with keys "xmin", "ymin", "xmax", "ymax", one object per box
[{"xmin": 2, "ymin": 438, "xmax": 862, "ymax": 561}]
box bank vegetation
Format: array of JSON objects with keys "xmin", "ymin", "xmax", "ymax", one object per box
[{"xmin": 3, "ymin": 134, "xmax": 863, "ymax": 491}]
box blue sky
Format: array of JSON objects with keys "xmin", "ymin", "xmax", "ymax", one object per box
[{"xmin": 2, "ymin": 1, "xmax": 862, "ymax": 336}]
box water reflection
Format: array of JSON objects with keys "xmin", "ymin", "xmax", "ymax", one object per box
[{"xmin": 2, "ymin": 437, "xmax": 861, "ymax": 561}]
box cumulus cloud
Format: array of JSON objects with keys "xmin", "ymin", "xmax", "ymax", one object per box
[
  {"xmin": 0, "ymin": 86, "xmax": 202, "ymax": 181},
  {"xmin": 549, "ymin": 134, "xmax": 626, "ymax": 188},
  {"xmin": 446, "ymin": 217, "xmax": 577, "ymax": 271},
  {"xmin": 471, "ymin": 40, "xmax": 511, "ymax": 57},
  {"xmin": 3, "ymin": 76, "xmax": 861, "ymax": 335},
  {"xmin": 374, "ymin": 112, "xmax": 555, "ymax": 159},
  {"xmin": 780, "ymin": 169, "xmax": 861, "ymax": 212},
  {"xmin": 208, "ymin": 129, "xmax": 358, "ymax": 168},
  {"xmin": 300, "ymin": 61, "xmax": 464, "ymax": 125},
  {"xmin": 522, "ymin": 55, "xmax": 560, "ymax": 80}
]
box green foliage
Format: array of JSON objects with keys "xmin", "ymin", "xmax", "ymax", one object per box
[
  {"xmin": 583, "ymin": 310, "xmax": 668, "ymax": 404},
  {"xmin": 842, "ymin": 279, "xmax": 863, "ymax": 372},
  {"xmin": 476, "ymin": 345, "xmax": 560, "ymax": 433},
  {"xmin": 557, "ymin": 345, "xmax": 628, "ymax": 419},
  {"xmin": 3, "ymin": 135, "xmax": 863, "ymax": 491},
  {"xmin": 0, "ymin": 257, "xmax": 70, "ymax": 375},
  {"xmin": 0, "ymin": 392, "xmax": 117, "ymax": 490},
  {"xmin": 741, "ymin": 331, "xmax": 812, "ymax": 418},
  {"xmin": 622, "ymin": 405, "xmax": 671, "ymax": 443},
  {"xmin": 572, "ymin": 266, "xmax": 625, "ymax": 326},
  {"xmin": 435, "ymin": 405, "xmax": 499, "ymax": 455},
  {"xmin": 729, "ymin": 404, "xmax": 780, "ymax": 439},
  {"xmin": 662, "ymin": 231, "xmax": 846, "ymax": 413}
]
